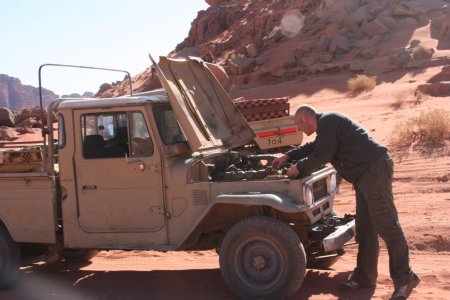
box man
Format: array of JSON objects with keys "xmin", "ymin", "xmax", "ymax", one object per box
[{"xmin": 272, "ymin": 105, "xmax": 420, "ymax": 300}]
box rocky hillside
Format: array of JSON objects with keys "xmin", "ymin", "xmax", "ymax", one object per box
[
  {"xmin": 0, "ymin": 75, "xmax": 95, "ymax": 109},
  {"xmin": 97, "ymin": 0, "xmax": 450, "ymax": 97},
  {"xmin": 0, "ymin": 74, "xmax": 58, "ymax": 109}
]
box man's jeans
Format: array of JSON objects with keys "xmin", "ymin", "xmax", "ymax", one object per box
[{"xmin": 352, "ymin": 153, "xmax": 413, "ymax": 288}]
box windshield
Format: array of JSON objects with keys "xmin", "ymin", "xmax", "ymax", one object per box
[{"xmin": 153, "ymin": 104, "xmax": 187, "ymax": 145}]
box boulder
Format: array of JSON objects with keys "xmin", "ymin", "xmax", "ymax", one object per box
[
  {"xmin": 353, "ymin": 35, "xmax": 381, "ymax": 49},
  {"xmin": 0, "ymin": 127, "xmax": 18, "ymax": 141},
  {"xmin": 392, "ymin": 0, "xmax": 445, "ymax": 17},
  {"xmin": 390, "ymin": 48, "xmax": 412, "ymax": 66},
  {"xmin": 297, "ymin": 40, "xmax": 312, "ymax": 52},
  {"xmin": 361, "ymin": 19, "xmax": 390, "ymax": 37},
  {"xmin": 428, "ymin": 66, "xmax": 450, "ymax": 83},
  {"xmin": 299, "ymin": 56, "xmax": 316, "ymax": 67},
  {"xmin": 16, "ymin": 108, "xmax": 46, "ymax": 123},
  {"xmin": 98, "ymin": 83, "xmax": 112, "ymax": 94},
  {"xmin": 343, "ymin": 6, "xmax": 368, "ymax": 28},
  {"xmin": 378, "ymin": 16, "xmax": 398, "ymax": 30},
  {"xmin": 0, "ymin": 108, "xmax": 15, "ymax": 127},
  {"xmin": 416, "ymin": 82, "xmax": 450, "ymax": 96},
  {"xmin": 15, "ymin": 117, "xmax": 39, "ymax": 128},
  {"xmin": 282, "ymin": 53, "xmax": 297, "ymax": 69},
  {"xmin": 245, "ymin": 42, "xmax": 259, "ymax": 58},
  {"xmin": 329, "ymin": 34, "xmax": 351, "ymax": 53},
  {"xmin": 15, "ymin": 126, "xmax": 36, "ymax": 134},
  {"xmin": 319, "ymin": 36, "xmax": 333, "ymax": 52},
  {"xmin": 360, "ymin": 48, "xmax": 378, "ymax": 59},
  {"xmin": 205, "ymin": 0, "xmax": 228, "ymax": 6},
  {"xmin": 255, "ymin": 56, "xmax": 270, "ymax": 66},
  {"xmin": 324, "ymin": 23, "xmax": 338, "ymax": 38},
  {"xmin": 238, "ymin": 58, "xmax": 256, "ymax": 75},
  {"xmin": 318, "ymin": 53, "xmax": 334, "ymax": 63},
  {"xmin": 440, "ymin": 7, "xmax": 450, "ymax": 37}
]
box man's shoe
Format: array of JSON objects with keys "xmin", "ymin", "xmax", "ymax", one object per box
[
  {"xmin": 390, "ymin": 273, "xmax": 420, "ymax": 300},
  {"xmin": 339, "ymin": 279, "xmax": 376, "ymax": 291}
]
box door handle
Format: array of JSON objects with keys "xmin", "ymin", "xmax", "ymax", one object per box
[{"xmin": 82, "ymin": 185, "xmax": 97, "ymax": 190}]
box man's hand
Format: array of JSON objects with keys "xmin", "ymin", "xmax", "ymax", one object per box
[
  {"xmin": 286, "ymin": 165, "xmax": 300, "ymax": 178},
  {"xmin": 271, "ymin": 154, "xmax": 289, "ymax": 170}
]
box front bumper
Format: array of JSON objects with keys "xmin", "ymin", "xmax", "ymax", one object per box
[{"xmin": 322, "ymin": 219, "xmax": 356, "ymax": 253}]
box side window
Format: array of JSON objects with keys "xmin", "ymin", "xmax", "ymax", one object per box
[
  {"xmin": 57, "ymin": 113, "xmax": 66, "ymax": 149},
  {"xmin": 82, "ymin": 113, "xmax": 128, "ymax": 159},
  {"xmin": 81, "ymin": 111, "xmax": 153, "ymax": 159},
  {"xmin": 130, "ymin": 112, "xmax": 154, "ymax": 157}
]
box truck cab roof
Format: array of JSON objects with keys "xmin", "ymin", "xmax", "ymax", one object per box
[{"xmin": 57, "ymin": 89, "xmax": 169, "ymax": 110}]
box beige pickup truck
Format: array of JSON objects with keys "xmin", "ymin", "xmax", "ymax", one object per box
[{"xmin": 0, "ymin": 56, "xmax": 354, "ymax": 299}]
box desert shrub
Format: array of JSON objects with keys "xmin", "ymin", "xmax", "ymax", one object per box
[
  {"xmin": 414, "ymin": 90, "xmax": 428, "ymax": 104},
  {"xmin": 391, "ymin": 93, "xmax": 406, "ymax": 109},
  {"xmin": 411, "ymin": 45, "xmax": 434, "ymax": 60},
  {"xmin": 347, "ymin": 75, "xmax": 376, "ymax": 93},
  {"xmin": 389, "ymin": 109, "xmax": 450, "ymax": 148}
]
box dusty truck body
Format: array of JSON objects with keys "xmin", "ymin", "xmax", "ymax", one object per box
[{"xmin": 0, "ymin": 56, "xmax": 355, "ymax": 299}]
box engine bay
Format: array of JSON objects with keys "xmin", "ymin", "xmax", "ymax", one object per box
[{"xmin": 190, "ymin": 152, "xmax": 294, "ymax": 182}]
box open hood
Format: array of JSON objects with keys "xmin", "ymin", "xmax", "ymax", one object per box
[{"xmin": 155, "ymin": 56, "xmax": 255, "ymax": 153}]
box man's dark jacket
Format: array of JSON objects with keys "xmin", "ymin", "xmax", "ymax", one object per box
[{"xmin": 286, "ymin": 112, "xmax": 387, "ymax": 183}]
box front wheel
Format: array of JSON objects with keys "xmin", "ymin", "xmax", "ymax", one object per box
[
  {"xmin": 0, "ymin": 225, "xmax": 20, "ymax": 289},
  {"xmin": 219, "ymin": 216, "xmax": 306, "ymax": 300}
]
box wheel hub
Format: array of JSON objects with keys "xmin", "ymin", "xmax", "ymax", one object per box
[
  {"xmin": 252, "ymin": 255, "xmax": 267, "ymax": 270},
  {"xmin": 238, "ymin": 240, "xmax": 282, "ymax": 285}
]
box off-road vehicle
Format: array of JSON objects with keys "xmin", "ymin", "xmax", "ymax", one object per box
[{"xmin": 0, "ymin": 56, "xmax": 355, "ymax": 299}]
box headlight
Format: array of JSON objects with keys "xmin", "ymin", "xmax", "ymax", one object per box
[
  {"xmin": 305, "ymin": 185, "xmax": 313, "ymax": 207},
  {"xmin": 330, "ymin": 173, "xmax": 338, "ymax": 194}
]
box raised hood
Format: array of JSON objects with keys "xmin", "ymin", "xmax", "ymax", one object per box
[{"xmin": 154, "ymin": 56, "xmax": 255, "ymax": 153}]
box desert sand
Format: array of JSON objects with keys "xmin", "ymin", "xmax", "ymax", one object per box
[{"xmin": 1, "ymin": 67, "xmax": 448, "ymax": 300}]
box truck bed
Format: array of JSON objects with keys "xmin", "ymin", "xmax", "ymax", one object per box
[
  {"xmin": 0, "ymin": 146, "xmax": 44, "ymax": 173},
  {"xmin": 0, "ymin": 171, "xmax": 57, "ymax": 244}
]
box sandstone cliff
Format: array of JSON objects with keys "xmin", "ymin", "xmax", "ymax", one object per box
[
  {"xmin": 0, "ymin": 74, "xmax": 58, "ymax": 109},
  {"xmin": 96, "ymin": 0, "xmax": 450, "ymax": 97}
]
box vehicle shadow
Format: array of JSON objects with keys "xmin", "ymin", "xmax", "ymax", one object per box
[
  {"xmin": 2, "ymin": 263, "xmax": 377, "ymax": 300},
  {"xmin": 4, "ymin": 262, "xmax": 236, "ymax": 300},
  {"xmin": 293, "ymin": 269, "xmax": 376, "ymax": 300}
]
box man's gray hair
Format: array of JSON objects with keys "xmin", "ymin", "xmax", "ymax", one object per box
[{"xmin": 295, "ymin": 105, "xmax": 317, "ymax": 118}]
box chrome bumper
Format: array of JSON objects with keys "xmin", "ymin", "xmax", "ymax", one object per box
[{"xmin": 322, "ymin": 219, "xmax": 356, "ymax": 253}]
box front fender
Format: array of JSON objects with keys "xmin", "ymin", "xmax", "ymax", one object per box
[
  {"xmin": 214, "ymin": 192, "xmax": 305, "ymax": 213},
  {"xmin": 177, "ymin": 192, "xmax": 305, "ymax": 250}
]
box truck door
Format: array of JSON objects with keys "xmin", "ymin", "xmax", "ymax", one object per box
[{"xmin": 73, "ymin": 108, "xmax": 165, "ymax": 233}]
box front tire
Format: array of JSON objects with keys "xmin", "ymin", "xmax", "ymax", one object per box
[
  {"xmin": 219, "ymin": 216, "xmax": 306, "ymax": 300},
  {"xmin": 0, "ymin": 225, "xmax": 20, "ymax": 289}
]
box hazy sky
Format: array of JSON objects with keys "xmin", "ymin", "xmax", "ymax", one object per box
[{"xmin": 0, "ymin": 0, "xmax": 208, "ymax": 95}]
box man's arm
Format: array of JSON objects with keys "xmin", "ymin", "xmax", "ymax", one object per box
[
  {"xmin": 286, "ymin": 141, "xmax": 316, "ymax": 161},
  {"xmin": 272, "ymin": 141, "xmax": 316, "ymax": 170},
  {"xmin": 295, "ymin": 124, "xmax": 338, "ymax": 176}
]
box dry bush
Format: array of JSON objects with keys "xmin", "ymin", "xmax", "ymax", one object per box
[
  {"xmin": 347, "ymin": 75, "xmax": 376, "ymax": 93},
  {"xmin": 414, "ymin": 90, "xmax": 428, "ymax": 104},
  {"xmin": 411, "ymin": 45, "xmax": 434, "ymax": 60},
  {"xmin": 391, "ymin": 93, "xmax": 406, "ymax": 109},
  {"xmin": 389, "ymin": 109, "xmax": 450, "ymax": 148}
]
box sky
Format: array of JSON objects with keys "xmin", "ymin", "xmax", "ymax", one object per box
[{"xmin": 0, "ymin": 0, "xmax": 208, "ymax": 96}]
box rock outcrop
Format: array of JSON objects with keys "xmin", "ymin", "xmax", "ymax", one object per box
[
  {"xmin": 97, "ymin": 0, "xmax": 449, "ymax": 96},
  {"xmin": 0, "ymin": 74, "xmax": 58, "ymax": 109},
  {"xmin": 417, "ymin": 65, "xmax": 450, "ymax": 96}
]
